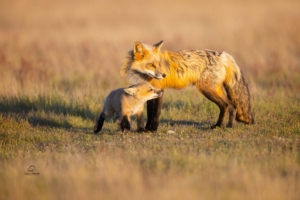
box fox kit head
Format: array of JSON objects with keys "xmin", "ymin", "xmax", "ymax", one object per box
[
  {"xmin": 124, "ymin": 83, "xmax": 163, "ymax": 101},
  {"xmin": 126, "ymin": 40, "xmax": 166, "ymax": 80}
]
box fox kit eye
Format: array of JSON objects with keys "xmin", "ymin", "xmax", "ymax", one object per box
[{"xmin": 148, "ymin": 88, "xmax": 153, "ymax": 92}]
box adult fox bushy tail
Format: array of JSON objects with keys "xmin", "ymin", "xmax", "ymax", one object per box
[{"xmin": 121, "ymin": 40, "xmax": 254, "ymax": 131}]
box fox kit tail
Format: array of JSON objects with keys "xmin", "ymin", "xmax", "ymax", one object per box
[
  {"xmin": 94, "ymin": 113, "xmax": 105, "ymax": 133},
  {"xmin": 222, "ymin": 53, "xmax": 254, "ymax": 125}
]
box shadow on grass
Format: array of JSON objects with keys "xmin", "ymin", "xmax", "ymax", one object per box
[
  {"xmin": 0, "ymin": 95, "xmax": 97, "ymax": 129},
  {"xmin": 0, "ymin": 95, "xmax": 95, "ymax": 119},
  {"xmin": 27, "ymin": 115, "xmax": 73, "ymax": 129},
  {"xmin": 160, "ymin": 119, "xmax": 213, "ymax": 130},
  {"xmin": 0, "ymin": 95, "xmax": 214, "ymax": 131}
]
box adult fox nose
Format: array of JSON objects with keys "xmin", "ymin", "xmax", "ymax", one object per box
[{"xmin": 162, "ymin": 74, "xmax": 166, "ymax": 78}]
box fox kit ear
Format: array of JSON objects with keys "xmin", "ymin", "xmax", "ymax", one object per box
[
  {"xmin": 134, "ymin": 41, "xmax": 147, "ymax": 60},
  {"xmin": 124, "ymin": 87, "xmax": 137, "ymax": 96},
  {"xmin": 153, "ymin": 40, "xmax": 164, "ymax": 52}
]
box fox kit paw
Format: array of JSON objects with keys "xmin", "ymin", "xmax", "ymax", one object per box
[
  {"xmin": 137, "ymin": 127, "xmax": 147, "ymax": 133},
  {"xmin": 122, "ymin": 128, "xmax": 131, "ymax": 134}
]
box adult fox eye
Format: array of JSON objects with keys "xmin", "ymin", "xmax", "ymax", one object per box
[
  {"xmin": 149, "ymin": 89, "xmax": 153, "ymax": 92},
  {"xmin": 147, "ymin": 63, "xmax": 156, "ymax": 68}
]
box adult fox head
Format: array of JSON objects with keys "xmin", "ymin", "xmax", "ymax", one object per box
[
  {"xmin": 124, "ymin": 83, "xmax": 163, "ymax": 101},
  {"xmin": 128, "ymin": 40, "xmax": 166, "ymax": 80}
]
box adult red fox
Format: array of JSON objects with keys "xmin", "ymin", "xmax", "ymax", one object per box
[
  {"xmin": 94, "ymin": 83, "xmax": 163, "ymax": 133},
  {"xmin": 121, "ymin": 40, "xmax": 254, "ymax": 131}
]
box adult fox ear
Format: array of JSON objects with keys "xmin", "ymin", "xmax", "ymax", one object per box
[
  {"xmin": 124, "ymin": 87, "xmax": 137, "ymax": 96},
  {"xmin": 153, "ymin": 40, "xmax": 164, "ymax": 52},
  {"xmin": 134, "ymin": 41, "xmax": 147, "ymax": 60}
]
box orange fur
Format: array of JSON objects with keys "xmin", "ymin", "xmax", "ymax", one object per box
[
  {"xmin": 93, "ymin": 83, "xmax": 163, "ymax": 133},
  {"xmin": 121, "ymin": 41, "xmax": 254, "ymax": 128}
]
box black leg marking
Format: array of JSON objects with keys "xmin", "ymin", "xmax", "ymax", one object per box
[
  {"xmin": 121, "ymin": 115, "xmax": 131, "ymax": 132},
  {"xmin": 145, "ymin": 91, "xmax": 164, "ymax": 132},
  {"xmin": 145, "ymin": 99, "xmax": 154, "ymax": 130}
]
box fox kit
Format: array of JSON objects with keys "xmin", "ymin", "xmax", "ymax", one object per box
[
  {"xmin": 122, "ymin": 40, "xmax": 254, "ymax": 131},
  {"xmin": 93, "ymin": 83, "xmax": 163, "ymax": 133}
]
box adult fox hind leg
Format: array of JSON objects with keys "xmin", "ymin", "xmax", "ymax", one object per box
[
  {"xmin": 145, "ymin": 91, "xmax": 164, "ymax": 132},
  {"xmin": 199, "ymin": 85, "xmax": 236, "ymax": 128}
]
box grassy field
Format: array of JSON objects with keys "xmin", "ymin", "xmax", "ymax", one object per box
[{"xmin": 1, "ymin": 0, "xmax": 300, "ymax": 199}]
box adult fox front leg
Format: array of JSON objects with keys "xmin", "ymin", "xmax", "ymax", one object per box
[{"xmin": 145, "ymin": 91, "xmax": 164, "ymax": 131}]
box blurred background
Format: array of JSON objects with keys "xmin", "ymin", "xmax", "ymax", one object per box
[
  {"xmin": 0, "ymin": 0, "xmax": 299, "ymax": 98},
  {"xmin": 1, "ymin": 2, "xmax": 300, "ymax": 199}
]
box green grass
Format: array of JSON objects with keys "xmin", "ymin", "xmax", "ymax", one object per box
[
  {"xmin": 1, "ymin": 88, "xmax": 299, "ymax": 200},
  {"xmin": 1, "ymin": 0, "xmax": 300, "ymax": 199}
]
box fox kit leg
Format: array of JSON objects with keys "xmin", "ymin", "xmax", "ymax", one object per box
[
  {"xmin": 120, "ymin": 115, "xmax": 131, "ymax": 132},
  {"xmin": 145, "ymin": 91, "xmax": 164, "ymax": 132},
  {"xmin": 94, "ymin": 112, "xmax": 106, "ymax": 133},
  {"xmin": 136, "ymin": 106, "xmax": 146, "ymax": 132},
  {"xmin": 199, "ymin": 84, "xmax": 236, "ymax": 128}
]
